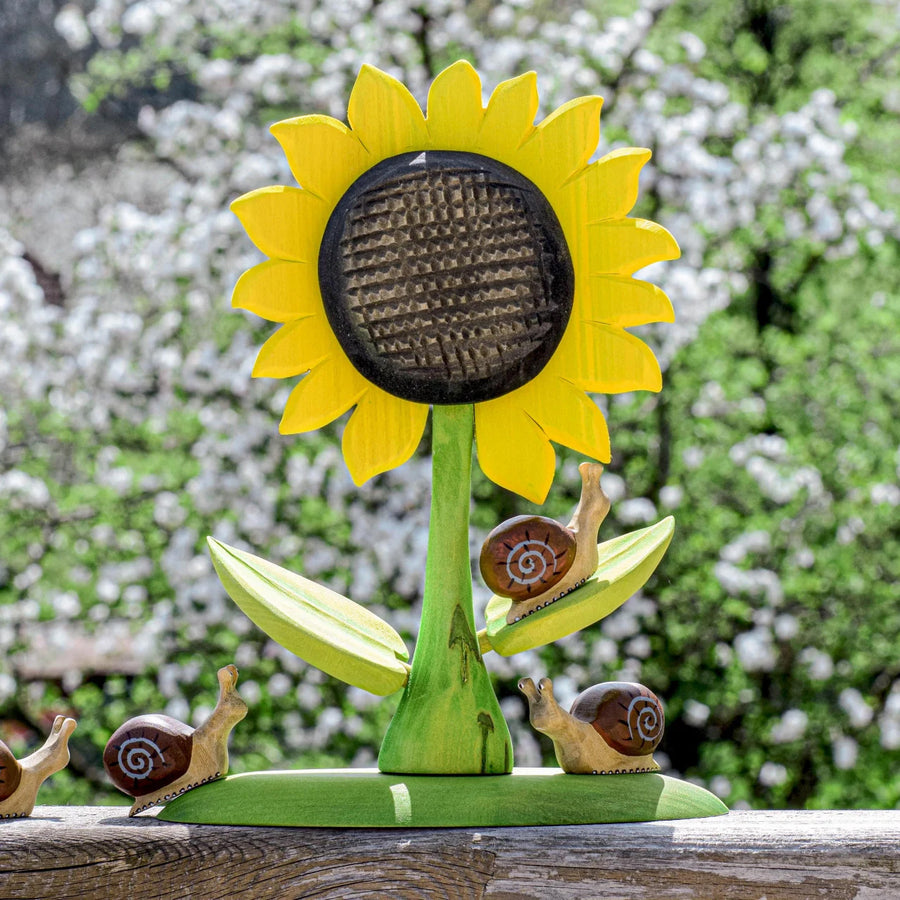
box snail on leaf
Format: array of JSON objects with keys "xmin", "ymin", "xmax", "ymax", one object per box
[
  {"xmin": 519, "ymin": 676, "xmax": 663, "ymax": 774},
  {"xmin": 480, "ymin": 462, "xmax": 611, "ymax": 624},
  {"xmin": 0, "ymin": 715, "xmax": 77, "ymax": 818},
  {"xmin": 103, "ymin": 665, "xmax": 248, "ymax": 816}
]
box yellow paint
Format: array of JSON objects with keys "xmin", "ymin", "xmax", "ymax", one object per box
[
  {"xmin": 587, "ymin": 218, "xmax": 680, "ymax": 276},
  {"xmin": 230, "ymin": 186, "xmax": 329, "ymax": 262},
  {"xmin": 426, "ymin": 60, "xmax": 484, "ymax": 147},
  {"xmin": 342, "ymin": 390, "xmax": 430, "ymax": 485},
  {"xmin": 476, "ymin": 71, "xmax": 539, "ymax": 160},
  {"xmin": 232, "ymin": 259, "xmax": 322, "ymax": 323},
  {"xmin": 475, "ymin": 398, "xmax": 556, "ymax": 502},
  {"xmin": 252, "ymin": 315, "xmax": 334, "ymax": 379},
  {"xmin": 584, "ymin": 276, "xmax": 675, "ymax": 328},
  {"xmin": 348, "ymin": 64, "xmax": 429, "ymax": 159},
  {"xmin": 280, "ymin": 357, "xmax": 367, "ymax": 434},
  {"xmin": 231, "ymin": 62, "xmax": 679, "ymax": 503},
  {"xmin": 270, "ymin": 115, "xmax": 371, "ymax": 204},
  {"xmin": 514, "ymin": 375, "xmax": 611, "ymax": 464}
]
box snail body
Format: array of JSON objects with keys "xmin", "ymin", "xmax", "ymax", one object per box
[
  {"xmin": 0, "ymin": 715, "xmax": 77, "ymax": 818},
  {"xmin": 519, "ymin": 677, "xmax": 664, "ymax": 774},
  {"xmin": 104, "ymin": 665, "xmax": 247, "ymax": 816},
  {"xmin": 480, "ymin": 463, "xmax": 611, "ymax": 624}
]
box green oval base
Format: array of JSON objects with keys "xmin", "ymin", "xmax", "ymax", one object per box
[{"xmin": 156, "ymin": 767, "xmax": 727, "ymax": 827}]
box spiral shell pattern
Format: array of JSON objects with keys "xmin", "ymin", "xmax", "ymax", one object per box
[
  {"xmin": 480, "ymin": 515, "xmax": 576, "ymax": 601},
  {"xmin": 103, "ymin": 714, "xmax": 193, "ymax": 797},
  {"xmin": 117, "ymin": 736, "xmax": 164, "ymax": 780},
  {"xmin": 625, "ymin": 695, "xmax": 664, "ymax": 745},
  {"xmin": 506, "ymin": 538, "xmax": 559, "ymax": 585},
  {"xmin": 570, "ymin": 682, "xmax": 665, "ymax": 756}
]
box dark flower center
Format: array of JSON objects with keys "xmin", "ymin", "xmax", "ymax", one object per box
[{"xmin": 319, "ymin": 151, "xmax": 574, "ymax": 405}]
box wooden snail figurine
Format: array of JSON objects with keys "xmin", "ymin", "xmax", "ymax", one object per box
[
  {"xmin": 519, "ymin": 677, "xmax": 664, "ymax": 775},
  {"xmin": 0, "ymin": 715, "xmax": 77, "ymax": 818},
  {"xmin": 103, "ymin": 664, "xmax": 247, "ymax": 816},
  {"xmin": 480, "ymin": 462, "xmax": 611, "ymax": 624}
]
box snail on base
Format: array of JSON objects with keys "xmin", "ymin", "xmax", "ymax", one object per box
[
  {"xmin": 103, "ymin": 664, "xmax": 247, "ymax": 816},
  {"xmin": 0, "ymin": 715, "xmax": 77, "ymax": 818},
  {"xmin": 480, "ymin": 462, "xmax": 611, "ymax": 625},
  {"xmin": 519, "ymin": 677, "xmax": 664, "ymax": 774}
]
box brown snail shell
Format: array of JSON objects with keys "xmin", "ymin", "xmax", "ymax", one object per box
[
  {"xmin": 103, "ymin": 714, "xmax": 194, "ymax": 797},
  {"xmin": 103, "ymin": 664, "xmax": 247, "ymax": 815},
  {"xmin": 480, "ymin": 463, "xmax": 611, "ymax": 623},
  {"xmin": 479, "ymin": 515, "xmax": 577, "ymax": 601},
  {"xmin": 570, "ymin": 682, "xmax": 665, "ymax": 756},
  {"xmin": 0, "ymin": 742, "xmax": 22, "ymax": 801}
]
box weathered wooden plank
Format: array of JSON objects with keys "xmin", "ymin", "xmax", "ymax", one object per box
[{"xmin": 0, "ymin": 808, "xmax": 898, "ymax": 899}]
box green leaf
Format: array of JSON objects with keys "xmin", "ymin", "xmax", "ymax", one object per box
[
  {"xmin": 207, "ymin": 537, "xmax": 410, "ymax": 696},
  {"xmin": 482, "ymin": 518, "xmax": 675, "ymax": 656}
]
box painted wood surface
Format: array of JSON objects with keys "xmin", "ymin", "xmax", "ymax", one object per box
[
  {"xmin": 0, "ymin": 716, "xmax": 76, "ymax": 819},
  {"xmin": 481, "ymin": 515, "xmax": 674, "ymax": 656},
  {"xmin": 479, "ymin": 462, "xmax": 609, "ymax": 617},
  {"xmin": 103, "ymin": 665, "xmax": 247, "ymax": 816},
  {"xmin": 377, "ymin": 405, "xmax": 513, "ymax": 774},
  {"xmin": 233, "ymin": 61, "xmax": 678, "ymax": 504},
  {"xmin": 519, "ymin": 679, "xmax": 664, "ymax": 775},
  {"xmin": 156, "ymin": 768, "xmax": 724, "ymax": 827},
  {"xmin": 1, "ymin": 808, "xmax": 898, "ymax": 898},
  {"xmin": 207, "ymin": 540, "xmax": 411, "ymax": 696}
]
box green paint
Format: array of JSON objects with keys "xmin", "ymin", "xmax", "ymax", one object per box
[
  {"xmin": 482, "ymin": 517, "xmax": 675, "ymax": 656},
  {"xmin": 378, "ymin": 405, "xmax": 513, "ymax": 774},
  {"xmin": 206, "ymin": 537, "xmax": 410, "ymax": 696},
  {"xmin": 449, "ymin": 603, "xmax": 478, "ymax": 684},
  {"xmin": 158, "ymin": 768, "xmax": 729, "ymax": 827}
]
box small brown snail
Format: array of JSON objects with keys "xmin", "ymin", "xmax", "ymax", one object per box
[
  {"xmin": 103, "ymin": 664, "xmax": 247, "ymax": 816},
  {"xmin": 519, "ymin": 676, "xmax": 664, "ymax": 774},
  {"xmin": 0, "ymin": 715, "xmax": 77, "ymax": 818},
  {"xmin": 480, "ymin": 462, "xmax": 611, "ymax": 623}
]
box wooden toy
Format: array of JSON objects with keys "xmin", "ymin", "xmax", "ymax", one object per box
[
  {"xmin": 156, "ymin": 60, "xmax": 726, "ymax": 826},
  {"xmin": 103, "ymin": 665, "xmax": 247, "ymax": 816},
  {"xmin": 0, "ymin": 715, "xmax": 77, "ymax": 818},
  {"xmin": 519, "ymin": 677, "xmax": 663, "ymax": 774},
  {"xmin": 480, "ymin": 462, "xmax": 611, "ymax": 621}
]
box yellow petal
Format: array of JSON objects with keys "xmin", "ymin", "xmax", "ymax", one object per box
[
  {"xmin": 514, "ymin": 95, "xmax": 603, "ymax": 193},
  {"xmin": 558, "ymin": 322, "xmax": 662, "ymax": 394},
  {"xmin": 342, "ymin": 390, "xmax": 429, "ymax": 484},
  {"xmin": 347, "ymin": 64, "xmax": 428, "ymax": 158},
  {"xmin": 279, "ymin": 356, "xmax": 368, "ymax": 433},
  {"xmin": 563, "ymin": 147, "xmax": 652, "ymax": 224},
  {"xmin": 587, "ymin": 218, "xmax": 680, "ymax": 275},
  {"xmin": 476, "ymin": 71, "xmax": 538, "ymax": 160},
  {"xmin": 515, "ymin": 375, "xmax": 611, "ymax": 463},
  {"xmin": 426, "ymin": 60, "xmax": 484, "ymax": 148},
  {"xmin": 270, "ymin": 114, "xmax": 371, "ymax": 203},
  {"xmin": 475, "ymin": 394, "xmax": 556, "ymax": 504},
  {"xmin": 232, "ymin": 259, "xmax": 322, "ymax": 323},
  {"xmin": 231, "ymin": 186, "xmax": 329, "ymax": 262},
  {"xmin": 584, "ymin": 275, "xmax": 675, "ymax": 327},
  {"xmin": 252, "ymin": 315, "xmax": 338, "ymax": 378}
]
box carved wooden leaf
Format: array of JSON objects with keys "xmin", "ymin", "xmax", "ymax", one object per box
[
  {"xmin": 482, "ymin": 517, "xmax": 675, "ymax": 656},
  {"xmin": 207, "ymin": 538, "xmax": 410, "ymax": 696}
]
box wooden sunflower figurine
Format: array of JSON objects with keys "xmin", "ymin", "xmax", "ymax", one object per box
[{"xmin": 211, "ymin": 61, "xmax": 679, "ymax": 778}]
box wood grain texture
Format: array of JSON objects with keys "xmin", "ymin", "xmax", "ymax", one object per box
[{"xmin": 1, "ymin": 808, "xmax": 898, "ymax": 899}]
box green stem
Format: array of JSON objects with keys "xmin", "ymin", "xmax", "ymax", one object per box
[{"xmin": 378, "ymin": 405, "xmax": 512, "ymax": 774}]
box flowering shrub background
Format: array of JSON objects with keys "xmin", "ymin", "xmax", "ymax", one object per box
[{"xmin": 1, "ymin": 0, "xmax": 898, "ymax": 808}]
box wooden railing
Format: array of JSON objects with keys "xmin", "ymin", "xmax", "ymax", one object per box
[{"xmin": 0, "ymin": 808, "xmax": 898, "ymax": 898}]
